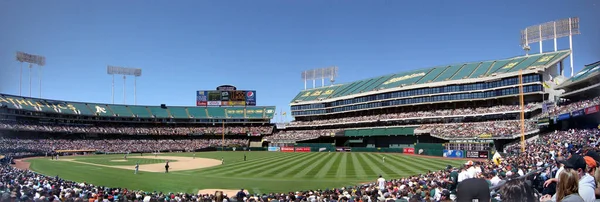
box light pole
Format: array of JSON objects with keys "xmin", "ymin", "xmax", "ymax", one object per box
[
  {"xmin": 107, "ymin": 66, "xmax": 142, "ymax": 104},
  {"xmin": 16, "ymin": 52, "xmax": 46, "ymax": 97}
]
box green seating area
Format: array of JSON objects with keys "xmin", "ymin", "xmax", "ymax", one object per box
[
  {"xmin": 0, "ymin": 94, "xmax": 274, "ymax": 121},
  {"xmin": 107, "ymin": 105, "xmax": 134, "ymax": 117},
  {"xmin": 207, "ymin": 107, "xmax": 226, "ymax": 118},
  {"xmin": 344, "ymin": 127, "xmax": 416, "ymax": 137},
  {"xmin": 148, "ymin": 106, "xmax": 170, "ymax": 118},
  {"xmin": 168, "ymin": 107, "xmax": 189, "ymax": 118},
  {"xmin": 225, "ymin": 107, "xmax": 246, "ymax": 118},
  {"xmin": 187, "ymin": 107, "xmax": 208, "ymax": 118},
  {"xmin": 291, "ymin": 50, "xmax": 571, "ymax": 103}
]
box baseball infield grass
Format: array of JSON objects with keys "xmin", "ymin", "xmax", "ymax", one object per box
[{"xmin": 26, "ymin": 152, "xmax": 465, "ymax": 194}]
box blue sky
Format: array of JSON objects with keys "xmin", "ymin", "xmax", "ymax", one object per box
[{"xmin": 0, "ymin": 0, "xmax": 598, "ymax": 122}]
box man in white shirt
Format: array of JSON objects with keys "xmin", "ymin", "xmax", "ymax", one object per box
[{"xmin": 377, "ymin": 175, "xmax": 386, "ymax": 191}]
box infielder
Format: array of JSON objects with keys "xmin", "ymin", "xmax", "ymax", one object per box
[{"xmin": 135, "ymin": 163, "xmax": 139, "ymax": 174}]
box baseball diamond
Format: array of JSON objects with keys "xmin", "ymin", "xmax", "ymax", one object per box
[{"xmin": 23, "ymin": 152, "xmax": 465, "ymax": 194}]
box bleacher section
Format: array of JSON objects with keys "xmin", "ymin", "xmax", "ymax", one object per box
[
  {"xmin": 0, "ymin": 94, "xmax": 276, "ymax": 120},
  {"xmin": 292, "ymin": 50, "xmax": 570, "ymax": 103}
]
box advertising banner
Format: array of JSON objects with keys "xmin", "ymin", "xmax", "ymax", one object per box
[
  {"xmin": 281, "ymin": 147, "xmax": 295, "ymax": 153},
  {"xmin": 585, "ymin": 105, "xmax": 599, "ymax": 115},
  {"xmin": 478, "ymin": 151, "xmax": 489, "ymax": 158},
  {"xmin": 245, "ymin": 91, "xmax": 256, "ymax": 106},
  {"xmin": 196, "ymin": 91, "xmax": 208, "ymax": 106},
  {"xmin": 466, "ymin": 150, "xmax": 489, "ymax": 159},
  {"xmin": 557, "ymin": 113, "xmax": 571, "ymax": 121},
  {"xmin": 443, "ymin": 150, "xmax": 464, "ymax": 158},
  {"xmin": 537, "ymin": 118, "xmax": 550, "ymax": 125},
  {"xmin": 295, "ymin": 147, "xmax": 311, "ymax": 152},
  {"xmin": 208, "ymin": 91, "xmax": 221, "ymax": 101},
  {"xmin": 220, "ymin": 91, "xmax": 230, "ymax": 101},
  {"xmin": 403, "ymin": 148, "xmax": 415, "ymax": 154},
  {"xmin": 268, "ymin": 147, "xmax": 280, "ymax": 152},
  {"xmin": 221, "ymin": 101, "xmax": 229, "ymax": 106},
  {"xmin": 231, "ymin": 91, "xmax": 246, "ymax": 101},
  {"xmin": 336, "ymin": 147, "xmax": 352, "ymax": 152},
  {"xmin": 207, "ymin": 101, "xmax": 222, "ymax": 106},
  {"xmin": 572, "ymin": 109, "xmax": 585, "ymax": 117},
  {"xmin": 229, "ymin": 101, "xmax": 246, "ymax": 106},
  {"xmin": 466, "ymin": 151, "xmax": 479, "ymax": 158}
]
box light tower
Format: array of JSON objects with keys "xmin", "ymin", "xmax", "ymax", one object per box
[
  {"xmin": 15, "ymin": 52, "xmax": 46, "ymax": 97},
  {"xmin": 107, "ymin": 66, "xmax": 142, "ymax": 104}
]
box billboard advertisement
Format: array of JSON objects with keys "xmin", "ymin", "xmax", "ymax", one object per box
[
  {"xmin": 268, "ymin": 147, "xmax": 280, "ymax": 152},
  {"xmin": 466, "ymin": 150, "xmax": 489, "ymax": 159},
  {"xmin": 196, "ymin": 91, "xmax": 208, "ymax": 106},
  {"xmin": 207, "ymin": 101, "xmax": 222, "ymax": 106},
  {"xmin": 586, "ymin": 105, "xmax": 599, "ymax": 115},
  {"xmin": 245, "ymin": 91, "xmax": 256, "ymax": 106},
  {"xmin": 443, "ymin": 150, "xmax": 464, "ymax": 158},
  {"xmin": 208, "ymin": 91, "xmax": 222, "ymax": 101},
  {"xmin": 281, "ymin": 147, "xmax": 295, "ymax": 153},
  {"xmin": 196, "ymin": 86, "xmax": 256, "ymax": 106},
  {"xmin": 403, "ymin": 148, "xmax": 415, "ymax": 154},
  {"xmin": 336, "ymin": 147, "xmax": 352, "ymax": 152},
  {"xmin": 557, "ymin": 113, "xmax": 571, "ymax": 121},
  {"xmin": 295, "ymin": 147, "xmax": 311, "ymax": 152},
  {"xmin": 572, "ymin": 109, "xmax": 585, "ymax": 117}
]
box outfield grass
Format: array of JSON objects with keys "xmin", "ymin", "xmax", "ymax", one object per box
[{"xmin": 27, "ymin": 152, "xmax": 465, "ymax": 194}]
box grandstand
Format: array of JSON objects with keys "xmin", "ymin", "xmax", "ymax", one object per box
[{"xmin": 272, "ymin": 50, "xmax": 574, "ymax": 154}]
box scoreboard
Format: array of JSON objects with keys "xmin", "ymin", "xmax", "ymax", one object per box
[{"xmin": 197, "ymin": 85, "xmax": 256, "ymax": 106}]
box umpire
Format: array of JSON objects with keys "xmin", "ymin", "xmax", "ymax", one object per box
[{"xmin": 165, "ymin": 161, "xmax": 170, "ymax": 173}]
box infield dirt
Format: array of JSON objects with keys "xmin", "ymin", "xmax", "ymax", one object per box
[{"xmin": 61, "ymin": 156, "xmax": 221, "ymax": 172}]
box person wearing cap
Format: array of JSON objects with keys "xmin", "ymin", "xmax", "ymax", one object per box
[{"xmin": 562, "ymin": 155, "xmax": 596, "ymax": 202}]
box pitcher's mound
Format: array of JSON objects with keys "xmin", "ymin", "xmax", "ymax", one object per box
[
  {"xmin": 113, "ymin": 156, "xmax": 221, "ymax": 172},
  {"xmin": 198, "ymin": 189, "xmax": 240, "ymax": 197}
]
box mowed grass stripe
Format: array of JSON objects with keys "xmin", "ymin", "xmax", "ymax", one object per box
[
  {"xmin": 201, "ymin": 153, "xmax": 293, "ymax": 175},
  {"xmin": 373, "ymin": 154, "xmax": 422, "ymax": 175},
  {"xmin": 254, "ymin": 153, "xmax": 319, "ymax": 177},
  {"xmin": 199, "ymin": 153, "xmax": 289, "ymax": 174},
  {"xmin": 324, "ymin": 152, "xmax": 345, "ymax": 178},
  {"xmin": 384, "ymin": 154, "xmax": 433, "ymax": 173},
  {"xmin": 245, "ymin": 153, "xmax": 316, "ymax": 177},
  {"xmin": 275, "ymin": 153, "xmax": 326, "ymax": 178},
  {"xmin": 335, "ymin": 153, "xmax": 348, "ymax": 178},
  {"xmin": 302, "ymin": 153, "xmax": 338, "ymax": 177},
  {"xmin": 358, "ymin": 153, "xmax": 388, "ymax": 177},
  {"xmin": 291, "ymin": 153, "xmax": 332, "ymax": 178},
  {"xmin": 364, "ymin": 153, "xmax": 404, "ymax": 177},
  {"xmin": 230, "ymin": 153, "xmax": 313, "ymax": 177},
  {"xmin": 315, "ymin": 153, "xmax": 341, "ymax": 178},
  {"xmin": 350, "ymin": 153, "xmax": 367, "ymax": 178},
  {"xmin": 396, "ymin": 154, "xmax": 454, "ymax": 170},
  {"xmin": 390, "ymin": 154, "xmax": 446, "ymax": 173}
]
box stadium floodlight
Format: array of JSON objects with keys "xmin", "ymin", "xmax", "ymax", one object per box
[
  {"xmin": 301, "ymin": 66, "xmax": 338, "ymax": 90},
  {"xmin": 107, "ymin": 66, "xmax": 142, "ymax": 104},
  {"xmin": 15, "ymin": 51, "xmax": 46, "ymax": 98},
  {"xmin": 520, "ymin": 17, "xmax": 580, "ymax": 77}
]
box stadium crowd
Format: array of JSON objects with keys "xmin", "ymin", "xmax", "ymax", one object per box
[
  {"xmin": 418, "ymin": 120, "xmax": 539, "ymax": 139},
  {"xmin": 265, "ymin": 129, "xmax": 341, "ymax": 142},
  {"xmin": 548, "ymin": 96, "xmax": 600, "ymax": 117},
  {"xmin": 289, "ymin": 103, "xmax": 540, "ymax": 127},
  {"xmin": 0, "ymin": 122, "xmax": 273, "ymax": 136},
  {"xmin": 0, "ymin": 138, "xmax": 249, "ymax": 154},
  {"xmin": 0, "ymin": 128, "xmax": 599, "ymax": 201}
]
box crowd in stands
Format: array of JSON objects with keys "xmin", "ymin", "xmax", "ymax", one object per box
[
  {"xmin": 548, "ymin": 96, "xmax": 600, "ymax": 117},
  {"xmin": 0, "ymin": 122, "xmax": 273, "ymax": 136},
  {"xmin": 418, "ymin": 120, "xmax": 539, "ymax": 139},
  {"xmin": 265, "ymin": 129, "xmax": 341, "ymax": 142},
  {"xmin": 0, "ymin": 138, "xmax": 249, "ymax": 153},
  {"xmin": 289, "ymin": 103, "xmax": 539, "ymax": 127},
  {"xmin": 2, "ymin": 128, "xmax": 600, "ymax": 201}
]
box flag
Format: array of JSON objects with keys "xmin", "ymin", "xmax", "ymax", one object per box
[
  {"xmin": 542, "ymin": 82, "xmax": 551, "ymax": 89},
  {"xmin": 493, "ymin": 152, "xmax": 502, "ymax": 165},
  {"xmin": 282, "ymin": 112, "xmax": 287, "ymax": 115}
]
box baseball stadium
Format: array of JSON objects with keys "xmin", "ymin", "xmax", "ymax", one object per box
[{"xmin": 1, "ymin": 2, "xmax": 600, "ymax": 201}]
